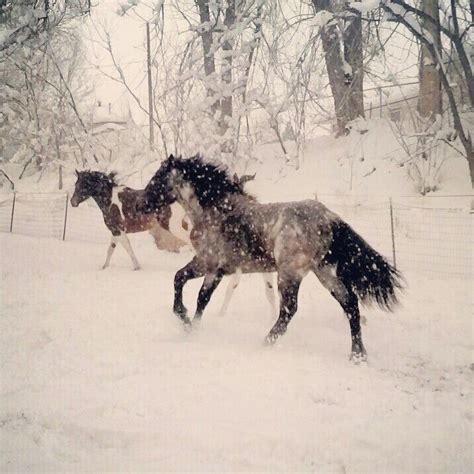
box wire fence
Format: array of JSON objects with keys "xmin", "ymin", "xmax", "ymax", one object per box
[
  {"xmin": 318, "ymin": 195, "xmax": 473, "ymax": 278},
  {"xmin": 0, "ymin": 192, "xmax": 472, "ymax": 278}
]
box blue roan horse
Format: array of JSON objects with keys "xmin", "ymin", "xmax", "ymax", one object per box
[{"xmin": 141, "ymin": 154, "xmax": 403, "ymax": 361}]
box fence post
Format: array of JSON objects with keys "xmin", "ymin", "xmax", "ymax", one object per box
[
  {"xmin": 389, "ymin": 197, "xmax": 397, "ymax": 269},
  {"xmin": 9, "ymin": 191, "xmax": 16, "ymax": 233},
  {"xmin": 62, "ymin": 192, "xmax": 69, "ymax": 241}
]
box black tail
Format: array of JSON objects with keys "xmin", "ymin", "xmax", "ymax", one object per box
[{"xmin": 326, "ymin": 220, "xmax": 403, "ymax": 310}]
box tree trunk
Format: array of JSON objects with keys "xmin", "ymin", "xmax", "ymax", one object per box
[
  {"xmin": 196, "ymin": 0, "xmax": 218, "ymax": 116},
  {"xmin": 383, "ymin": 1, "xmax": 474, "ymax": 187},
  {"xmin": 220, "ymin": 0, "xmax": 235, "ymax": 151},
  {"xmin": 449, "ymin": 0, "xmax": 474, "ymax": 107},
  {"xmin": 312, "ymin": 0, "xmax": 365, "ymax": 135},
  {"xmin": 344, "ymin": 3, "xmax": 364, "ymax": 121},
  {"xmin": 467, "ymin": 148, "xmax": 474, "ymax": 189},
  {"xmin": 417, "ymin": 0, "xmax": 442, "ymax": 119},
  {"xmin": 320, "ymin": 20, "xmax": 349, "ymax": 135},
  {"xmin": 0, "ymin": 0, "xmax": 7, "ymax": 24}
]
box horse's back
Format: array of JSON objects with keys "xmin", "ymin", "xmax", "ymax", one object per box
[
  {"xmin": 241, "ymin": 198, "xmax": 338, "ymax": 238},
  {"xmin": 113, "ymin": 187, "xmax": 156, "ymax": 232},
  {"xmin": 215, "ymin": 197, "xmax": 339, "ymax": 274},
  {"xmin": 118, "ymin": 187, "xmax": 144, "ymax": 214}
]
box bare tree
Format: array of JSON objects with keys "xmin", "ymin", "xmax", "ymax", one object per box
[
  {"xmin": 381, "ymin": 0, "xmax": 474, "ymax": 185},
  {"xmin": 417, "ymin": 0, "xmax": 442, "ymax": 119},
  {"xmin": 1, "ymin": 29, "xmax": 93, "ymax": 179},
  {"xmin": 344, "ymin": 1, "xmax": 364, "ymax": 121},
  {"xmin": 0, "ymin": 0, "xmax": 91, "ymax": 52},
  {"xmin": 195, "ymin": 0, "xmax": 218, "ymax": 115},
  {"xmin": 310, "ymin": 0, "xmax": 365, "ymax": 136}
]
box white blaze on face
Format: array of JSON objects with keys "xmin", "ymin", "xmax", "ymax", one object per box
[
  {"xmin": 168, "ymin": 202, "xmax": 192, "ymax": 244},
  {"xmin": 179, "ymin": 182, "xmax": 195, "ymax": 203},
  {"xmin": 176, "ymin": 182, "xmax": 201, "ymax": 219},
  {"xmin": 111, "ymin": 186, "xmax": 125, "ymax": 219}
]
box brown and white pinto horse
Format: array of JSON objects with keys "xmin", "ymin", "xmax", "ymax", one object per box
[{"xmin": 70, "ymin": 170, "xmax": 188, "ymax": 270}]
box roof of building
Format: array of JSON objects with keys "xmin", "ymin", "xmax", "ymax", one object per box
[{"xmin": 92, "ymin": 100, "xmax": 131, "ymax": 127}]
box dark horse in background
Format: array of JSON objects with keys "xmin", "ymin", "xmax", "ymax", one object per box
[
  {"xmin": 70, "ymin": 170, "xmax": 187, "ymax": 270},
  {"xmin": 140, "ymin": 155, "xmax": 402, "ymax": 361}
]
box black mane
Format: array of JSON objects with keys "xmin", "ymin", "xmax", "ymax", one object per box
[
  {"xmin": 149, "ymin": 154, "xmax": 246, "ymax": 209},
  {"xmin": 77, "ymin": 170, "xmax": 118, "ymax": 187}
]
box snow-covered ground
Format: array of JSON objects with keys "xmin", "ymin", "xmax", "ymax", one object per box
[{"xmin": 1, "ymin": 232, "xmax": 472, "ymax": 472}]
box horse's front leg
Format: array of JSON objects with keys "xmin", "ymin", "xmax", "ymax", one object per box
[
  {"xmin": 264, "ymin": 272, "xmax": 302, "ymax": 345},
  {"xmin": 102, "ymin": 234, "xmax": 118, "ymax": 269},
  {"xmin": 174, "ymin": 257, "xmax": 205, "ymax": 325},
  {"xmin": 193, "ymin": 269, "xmax": 225, "ymax": 324}
]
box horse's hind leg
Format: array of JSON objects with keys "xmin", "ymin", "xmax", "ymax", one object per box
[
  {"xmin": 263, "ymin": 274, "xmax": 277, "ymax": 319},
  {"xmin": 118, "ymin": 232, "xmax": 141, "ymax": 270},
  {"xmin": 102, "ymin": 235, "xmax": 118, "ymax": 270},
  {"xmin": 193, "ymin": 270, "xmax": 225, "ymax": 324},
  {"xmin": 173, "ymin": 257, "xmax": 205, "ymax": 324},
  {"xmin": 313, "ymin": 264, "xmax": 367, "ymax": 361},
  {"xmin": 218, "ymin": 269, "xmax": 241, "ymax": 317},
  {"xmin": 264, "ymin": 273, "xmax": 302, "ymax": 345},
  {"xmin": 218, "ymin": 273, "xmax": 275, "ymax": 319}
]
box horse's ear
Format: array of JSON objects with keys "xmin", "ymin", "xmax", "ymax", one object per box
[
  {"xmin": 75, "ymin": 169, "xmax": 79, "ymax": 177},
  {"xmin": 239, "ymin": 173, "xmax": 256, "ymax": 185},
  {"xmin": 168, "ymin": 154, "xmax": 176, "ymax": 164},
  {"xmin": 108, "ymin": 171, "xmax": 117, "ymax": 183}
]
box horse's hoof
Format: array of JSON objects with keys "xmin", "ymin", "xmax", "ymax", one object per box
[
  {"xmin": 133, "ymin": 266, "xmax": 141, "ymax": 271},
  {"xmin": 175, "ymin": 306, "xmax": 191, "ymax": 328},
  {"xmin": 263, "ymin": 334, "xmax": 277, "ymax": 346},
  {"xmin": 349, "ymin": 351, "xmax": 367, "ymax": 364}
]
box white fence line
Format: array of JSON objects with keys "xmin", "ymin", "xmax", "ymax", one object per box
[{"xmin": 0, "ymin": 192, "xmax": 472, "ymax": 278}]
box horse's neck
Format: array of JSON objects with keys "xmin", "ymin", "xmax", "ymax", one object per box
[
  {"xmin": 177, "ymin": 194, "xmax": 251, "ymax": 230},
  {"xmin": 92, "ymin": 187, "xmax": 113, "ymax": 214},
  {"xmin": 175, "ymin": 196, "xmax": 202, "ymax": 227}
]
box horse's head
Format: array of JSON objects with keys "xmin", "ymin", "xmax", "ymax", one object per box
[
  {"xmin": 143, "ymin": 154, "xmax": 247, "ymax": 213},
  {"xmin": 70, "ymin": 170, "xmax": 116, "ymax": 207}
]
